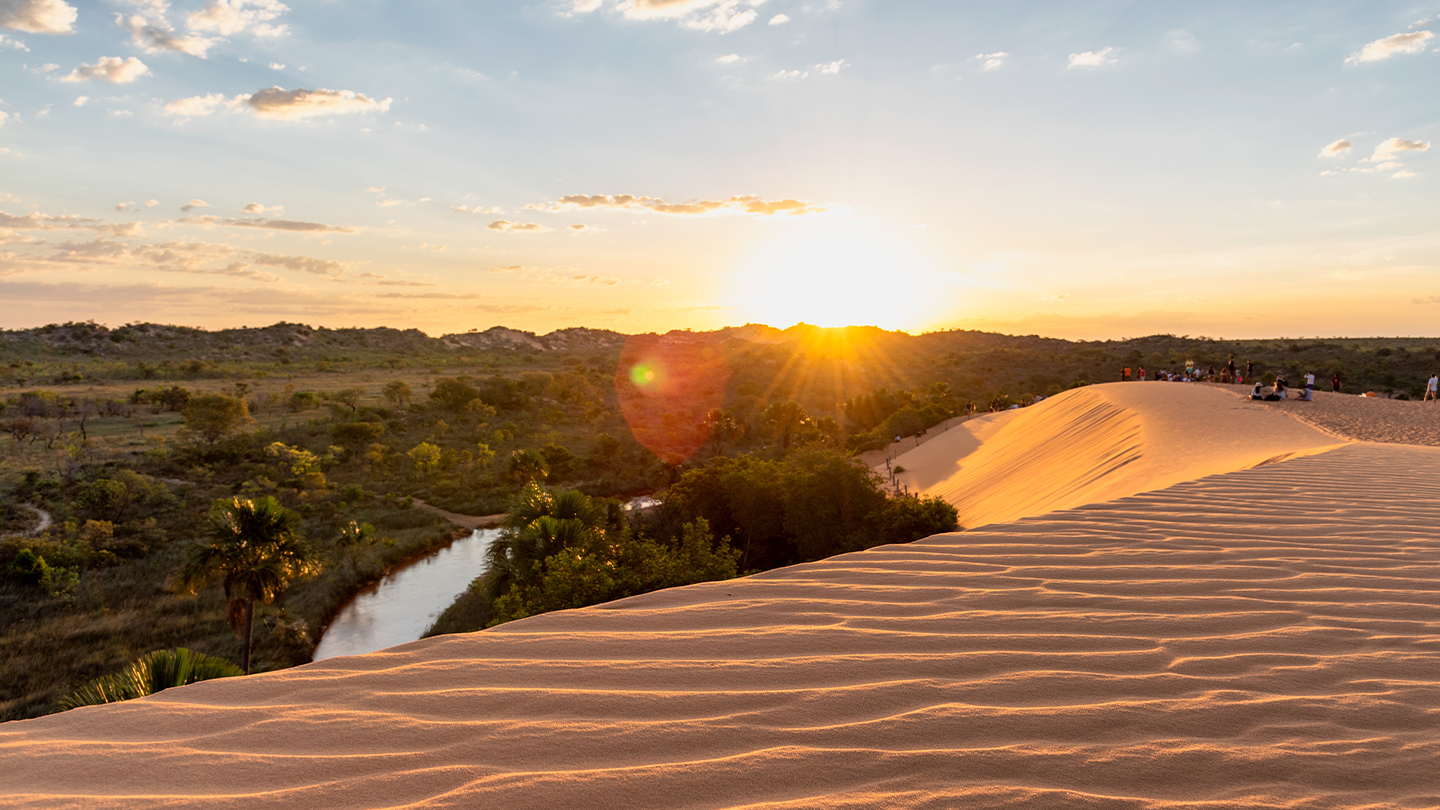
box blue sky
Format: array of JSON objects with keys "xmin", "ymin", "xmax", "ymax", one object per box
[{"xmin": 0, "ymin": 0, "xmax": 1436, "ymax": 337}]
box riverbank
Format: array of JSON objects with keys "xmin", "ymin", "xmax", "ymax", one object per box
[{"xmin": 411, "ymin": 500, "xmax": 506, "ymax": 530}]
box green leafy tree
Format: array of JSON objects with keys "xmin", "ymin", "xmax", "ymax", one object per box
[
  {"xmin": 764, "ymin": 400, "xmax": 807, "ymax": 449},
  {"xmin": 381, "ymin": 380, "xmax": 414, "ymax": 408},
  {"xmin": 182, "ymin": 394, "xmax": 252, "ymax": 448},
  {"xmin": 491, "ymin": 519, "xmax": 740, "ymax": 624},
  {"xmin": 429, "ymin": 377, "xmax": 482, "ymax": 412},
  {"xmin": 176, "ymin": 497, "xmax": 320, "ymax": 674},
  {"xmin": 57, "ymin": 648, "xmax": 243, "ymax": 710},
  {"xmin": 331, "ymin": 421, "xmax": 386, "ymax": 450},
  {"xmin": 506, "ymin": 448, "xmax": 549, "ymax": 483}
]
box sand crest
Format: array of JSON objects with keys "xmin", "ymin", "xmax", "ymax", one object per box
[
  {"xmin": 892, "ymin": 383, "xmax": 1345, "ymax": 528},
  {"xmin": 2, "ymin": 385, "xmax": 1438, "ymax": 809}
]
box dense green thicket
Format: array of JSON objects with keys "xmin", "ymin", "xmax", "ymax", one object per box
[{"xmin": 429, "ymin": 449, "xmax": 957, "ymax": 634}]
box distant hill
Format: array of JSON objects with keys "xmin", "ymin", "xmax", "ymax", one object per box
[{"xmin": 3, "ymin": 320, "xmax": 1440, "ymax": 400}]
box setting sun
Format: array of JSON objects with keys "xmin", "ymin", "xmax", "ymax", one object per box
[{"xmin": 727, "ymin": 226, "xmax": 947, "ymax": 330}]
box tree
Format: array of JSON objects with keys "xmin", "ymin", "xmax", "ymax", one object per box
[
  {"xmin": 704, "ymin": 409, "xmax": 739, "ymax": 457},
  {"xmin": 764, "ymin": 400, "xmax": 807, "ymax": 449},
  {"xmin": 182, "ymin": 394, "xmax": 252, "ymax": 448},
  {"xmin": 506, "ymin": 448, "xmax": 549, "ymax": 483},
  {"xmin": 176, "ymin": 497, "xmax": 320, "ymax": 674},
  {"xmin": 57, "ymin": 648, "xmax": 243, "ymax": 710},
  {"xmin": 381, "ymin": 380, "xmax": 413, "ymax": 408},
  {"xmin": 332, "ymin": 387, "xmax": 363, "ymax": 414},
  {"xmin": 429, "ymin": 377, "xmax": 481, "ymax": 412}
]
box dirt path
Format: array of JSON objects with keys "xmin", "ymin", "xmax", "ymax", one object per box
[
  {"xmin": 410, "ymin": 499, "xmax": 506, "ymax": 530},
  {"xmin": 0, "ymin": 504, "xmax": 52, "ymax": 540}
]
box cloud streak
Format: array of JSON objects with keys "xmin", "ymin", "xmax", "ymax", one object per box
[
  {"xmin": 572, "ymin": 0, "xmax": 765, "ymax": 34},
  {"xmin": 242, "ymin": 87, "xmax": 392, "ymax": 119},
  {"xmin": 530, "ymin": 193, "xmax": 826, "ymax": 217},
  {"xmin": 1371, "ymin": 137, "xmax": 1430, "ymax": 161},
  {"xmin": 178, "ymin": 215, "xmax": 356, "ymax": 233},
  {"xmin": 1347, "ymin": 30, "xmax": 1434, "ymax": 64}
]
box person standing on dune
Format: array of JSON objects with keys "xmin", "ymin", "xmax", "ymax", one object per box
[
  {"xmin": 1427, "ymin": 374, "xmax": 1438, "ymax": 402},
  {"xmin": 1332, "ymin": 373, "xmax": 1341, "ymax": 393},
  {"xmin": 1304, "ymin": 371, "xmax": 1315, "ymax": 401}
]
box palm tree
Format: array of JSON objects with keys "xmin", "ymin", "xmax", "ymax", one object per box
[
  {"xmin": 58, "ymin": 648, "xmax": 244, "ymax": 710},
  {"xmin": 484, "ymin": 483, "xmax": 602, "ymax": 599},
  {"xmin": 176, "ymin": 497, "xmax": 321, "ymax": 674}
]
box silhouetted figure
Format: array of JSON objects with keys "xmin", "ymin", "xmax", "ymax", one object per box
[{"xmin": 1332, "ymin": 374, "xmax": 1341, "ymax": 393}]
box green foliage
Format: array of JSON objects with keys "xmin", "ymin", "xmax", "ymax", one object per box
[
  {"xmin": 57, "ymin": 648, "xmax": 243, "ymax": 711},
  {"xmin": 176, "ymin": 497, "xmax": 321, "ymax": 673},
  {"xmin": 491, "ymin": 518, "xmax": 739, "ymax": 624},
  {"xmin": 429, "ymin": 377, "xmax": 482, "ymax": 412},
  {"xmin": 182, "ymin": 394, "xmax": 252, "ymax": 447},
  {"xmin": 664, "ymin": 448, "xmax": 958, "ymax": 569},
  {"xmin": 8, "ymin": 547, "xmax": 46, "ymax": 585},
  {"xmin": 332, "ymin": 421, "xmax": 386, "ymax": 449}
]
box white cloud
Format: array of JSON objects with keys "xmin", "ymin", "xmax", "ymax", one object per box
[
  {"xmin": 773, "ymin": 68, "xmax": 807, "ymax": 79},
  {"xmin": 179, "ymin": 199, "xmax": 209, "ymax": 212},
  {"xmin": 240, "ymin": 86, "xmax": 392, "ymax": 120},
  {"xmin": 164, "ymin": 92, "xmax": 225, "ymax": 116},
  {"xmin": 574, "ymin": 0, "xmax": 763, "ymax": 34},
  {"xmin": 1372, "ymin": 137, "xmax": 1430, "ymax": 161},
  {"xmin": 817, "ymin": 59, "xmax": 845, "ymax": 74},
  {"xmin": 117, "ymin": 13, "xmax": 214, "ymax": 57},
  {"xmin": 1067, "ymin": 47, "xmax": 1117, "ymax": 69},
  {"xmin": 1346, "ymin": 30, "xmax": 1434, "ymax": 64},
  {"xmin": 1319, "ymin": 139, "xmax": 1352, "ymax": 156},
  {"xmin": 0, "ymin": 0, "xmax": 77, "ymax": 34},
  {"xmin": 109, "ymin": 109, "xmax": 133, "ymax": 117},
  {"xmin": 60, "ymin": 56, "xmax": 152, "ymax": 84},
  {"xmin": 0, "ymin": 33, "xmax": 27, "ymax": 49},
  {"xmin": 186, "ymin": 0, "xmax": 289, "ymax": 38},
  {"xmin": 366, "ymin": 186, "xmax": 385, "ymax": 193},
  {"xmin": 453, "ymin": 204, "xmax": 502, "ymax": 214},
  {"xmin": 768, "ymin": 13, "xmax": 788, "ymax": 25},
  {"xmin": 240, "ymin": 202, "xmax": 282, "ymax": 215},
  {"xmin": 716, "ymin": 53, "xmax": 742, "ymax": 64},
  {"xmin": 145, "ymin": 199, "xmax": 159, "ymax": 206},
  {"xmin": 268, "ymin": 62, "xmax": 284, "ymax": 70},
  {"xmin": 251, "ymin": 252, "xmax": 345, "ymax": 275},
  {"xmin": 973, "ymin": 51, "xmax": 1007, "ymax": 71},
  {"xmin": 488, "ymin": 220, "xmax": 549, "ymax": 233},
  {"xmin": 1393, "ymin": 170, "xmax": 1417, "ymax": 179},
  {"xmin": 534, "ymin": 193, "xmax": 826, "ymax": 217},
  {"xmin": 0, "ymin": 111, "xmax": 7, "ymax": 129},
  {"xmin": 72, "ymin": 95, "xmax": 87, "ymax": 106}
]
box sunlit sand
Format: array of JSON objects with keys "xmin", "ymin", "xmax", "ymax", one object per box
[{"xmin": 3, "ymin": 383, "xmax": 1438, "ymax": 808}]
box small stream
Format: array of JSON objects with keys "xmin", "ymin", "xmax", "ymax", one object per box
[{"xmin": 313, "ymin": 528, "xmax": 502, "ymax": 661}]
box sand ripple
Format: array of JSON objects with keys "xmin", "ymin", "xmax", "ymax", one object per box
[{"xmin": 2, "ymin": 441, "xmax": 1438, "ymax": 808}]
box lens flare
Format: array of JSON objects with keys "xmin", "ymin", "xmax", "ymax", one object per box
[{"xmin": 615, "ymin": 336, "xmax": 729, "ymax": 465}]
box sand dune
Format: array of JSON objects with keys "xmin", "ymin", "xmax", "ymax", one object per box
[
  {"xmin": 3, "ymin": 385, "xmax": 1439, "ymax": 809},
  {"xmin": 892, "ymin": 383, "xmax": 1346, "ymax": 528}
]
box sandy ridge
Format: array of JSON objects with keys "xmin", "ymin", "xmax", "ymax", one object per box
[{"xmin": 2, "ymin": 436, "xmax": 1438, "ymax": 808}]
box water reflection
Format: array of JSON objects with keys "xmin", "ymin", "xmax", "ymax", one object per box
[{"xmin": 313, "ymin": 528, "xmax": 502, "ymax": 661}]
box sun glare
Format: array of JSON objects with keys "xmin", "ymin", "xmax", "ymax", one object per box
[{"xmin": 727, "ymin": 226, "xmax": 947, "ymax": 331}]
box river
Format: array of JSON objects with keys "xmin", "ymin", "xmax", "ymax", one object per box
[{"xmin": 312, "ymin": 527, "xmax": 502, "ymax": 661}]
